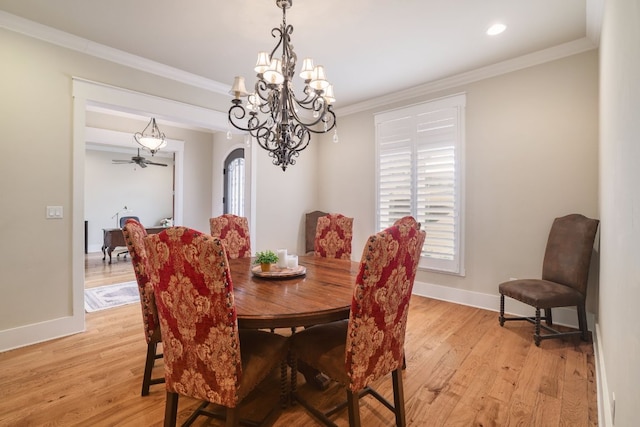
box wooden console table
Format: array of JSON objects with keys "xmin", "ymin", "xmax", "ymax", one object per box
[{"xmin": 102, "ymin": 226, "xmax": 166, "ymax": 264}]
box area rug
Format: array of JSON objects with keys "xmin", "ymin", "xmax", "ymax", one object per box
[{"xmin": 84, "ymin": 281, "xmax": 140, "ymax": 312}]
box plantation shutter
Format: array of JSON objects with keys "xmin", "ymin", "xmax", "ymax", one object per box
[{"xmin": 375, "ymin": 94, "xmax": 465, "ymax": 274}]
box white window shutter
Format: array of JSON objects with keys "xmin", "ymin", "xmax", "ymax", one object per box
[{"xmin": 375, "ymin": 94, "xmax": 465, "ymax": 274}]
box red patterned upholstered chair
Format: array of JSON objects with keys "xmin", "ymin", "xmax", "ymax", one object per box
[
  {"xmin": 145, "ymin": 226, "xmax": 289, "ymax": 426},
  {"xmin": 499, "ymin": 214, "xmax": 599, "ymax": 346},
  {"xmin": 314, "ymin": 213, "xmax": 354, "ymax": 260},
  {"xmin": 305, "ymin": 210, "xmax": 328, "ymax": 255},
  {"xmin": 291, "ymin": 217, "xmax": 426, "ymax": 426},
  {"xmin": 209, "ymin": 214, "xmax": 252, "ymax": 259},
  {"xmin": 122, "ymin": 218, "xmax": 164, "ymax": 396}
]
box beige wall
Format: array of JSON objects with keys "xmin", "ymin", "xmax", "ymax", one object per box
[
  {"xmin": 0, "ymin": 26, "xmax": 316, "ymax": 344},
  {"xmin": 598, "ymin": 1, "xmax": 639, "ymax": 426},
  {"xmin": 321, "ymin": 51, "xmax": 599, "ymax": 301}
]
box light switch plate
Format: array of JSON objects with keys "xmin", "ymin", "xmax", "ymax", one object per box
[{"xmin": 46, "ymin": 205, "xmax": 63, "ymax": 219}]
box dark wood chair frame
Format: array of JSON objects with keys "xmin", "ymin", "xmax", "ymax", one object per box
[
  {"xmin": 498, "ymin": 214, "xmax": 599, "ymax": 347},
  {"xmin": 499, "ymin": 294, "xmax": 589, "ymax": 346},
  {"xmin": 290, "ymin": 358, "xmax": 406, "ymax": 427},
  {"xmin": 141, "ymin": 328, "xmax": 164, "ymax": 396}
]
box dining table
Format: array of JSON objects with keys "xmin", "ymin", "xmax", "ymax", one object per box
[{"xmin": 228, "ymin": 255, "xmax": 360, "ymax": 330}]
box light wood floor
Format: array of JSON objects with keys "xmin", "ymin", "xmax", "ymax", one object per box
[{"xmin": 0, "ymin": 252, "xmax": 597, "ymax": 426}]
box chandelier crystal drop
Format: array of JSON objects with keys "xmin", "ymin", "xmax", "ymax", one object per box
[
  {"xmin": 133, "ymin": 118, "xmax": 167, "ymax": 155},
  {"xmin": 228, "ymin": 0, "xmax": 337, "ymax": 171}
]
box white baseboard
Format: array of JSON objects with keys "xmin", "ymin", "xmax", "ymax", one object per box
[
  {"xmin": 412, "ymin": 279, "xmax": 591, "ymax": 329},
  {"xmin": 593, "ymin": 322, "xmax": 611, "ymax": 427},
  {"xmin": 88, "ymin": 243, "xmax": 103, "ymax": 253},
  {"xmin": 0, "ymin": 315, "xmax": 85, "ymax": 353}
]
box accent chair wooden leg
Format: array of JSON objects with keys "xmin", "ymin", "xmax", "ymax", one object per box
[
  {"xmin": 347, "ymin": 389, "xmax": 361, "ymax": 427},
  {"xmin": 534, "ymin": 308, "xmax": 541, "ymax": 347},
  {"xmin": 544, "ymin": 308, "xmax": 553, "ymax": 326},
  {"xmin": 578, "ymin": 303, "xmax": 589, "ymax": 341},
  {"xmin": 499, "ymin": 294, "xmax": 505, "ymax": 326},
  {"xmin": 392, "ymin": 368, "xmax": 407, "ymax": 427},
  {"xmin": 164, "ymin": 392, "xmax": 178, "ymax": 427}
]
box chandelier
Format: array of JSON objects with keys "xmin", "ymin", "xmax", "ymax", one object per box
[
  {"xmin": 228, "ymin": 0, "xmax": 337, "ymax": 171},
  {"xmin": 134, "ymin": 118, "xmax": 166, "ymax": 155}
]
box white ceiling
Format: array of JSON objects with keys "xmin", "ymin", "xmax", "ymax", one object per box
[{"xmin": 0, "ymin": 0, "xmax": 601, "ymax": 110}]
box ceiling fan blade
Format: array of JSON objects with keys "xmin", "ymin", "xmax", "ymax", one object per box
[
  {"xmin": 112, "ymin": 160, "xmax": 134, "ymax": 164},
  {"xmin": 145, "ymin": 161, "xmax": 168, "ymax": 167},
  {"xmin": 138, "ymin": 161, "xmax": 148, "ymax": 168}
]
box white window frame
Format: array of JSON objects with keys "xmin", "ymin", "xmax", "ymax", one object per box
[{"xmin": 375, "ymin": 93, "xmax": 466, "ymax": 275}]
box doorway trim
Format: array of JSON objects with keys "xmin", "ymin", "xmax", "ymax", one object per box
[{"xmin": 72, "ymin": 77, "xmax": 229, "ymax": 333}]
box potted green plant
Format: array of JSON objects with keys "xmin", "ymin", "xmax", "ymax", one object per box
[{"xmin": 254, "ymin": 250, "xmax": 279, "ymax": 272}]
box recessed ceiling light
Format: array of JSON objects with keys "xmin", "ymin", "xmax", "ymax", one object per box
[{"xmin": 487, "ymin": 23, "xmax": 507, "ymax": 36}]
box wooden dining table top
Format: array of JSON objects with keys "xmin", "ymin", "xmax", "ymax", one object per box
[{"xmin": 228, "ymin": 255, "xmax": 359, "ymax": 330}]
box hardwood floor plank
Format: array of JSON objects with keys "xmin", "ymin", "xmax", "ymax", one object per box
[
  {"xmin": 0, "ymin": 252, "xmax": 598, "ymax": 426},
  {"xmin": 560, "ymin": 343, "xmax": 590, "ymax": 426},
  {"xmin": 531, "ymin": 393, "xmax": 562, "ymax": 426}
]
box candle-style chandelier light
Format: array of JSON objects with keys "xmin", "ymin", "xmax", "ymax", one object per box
[{"xmin": 228, "ymin": 0, "xmax": 337, "ymax": 171}]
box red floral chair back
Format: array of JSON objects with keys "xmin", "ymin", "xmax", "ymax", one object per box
[
  {"xmin": 209, "ymin": 214, "xmax": 251, "ymax": 259},
  {"xmin": 145, "ymin": 227, "xmax": 243, "ymax": 407},
  {"xmin": 123, "ymin": 218, "xmax": 158, "ymax": 344},
  {"xmin": 314, "ymin": 213, "xmax": 354, "ymax": 260},
  {"xmin": 346, "ymin": 216, "xmax": 425, "ymax": 391}
]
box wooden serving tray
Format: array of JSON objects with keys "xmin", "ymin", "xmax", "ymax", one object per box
[{"xmin": 251, "ymin": 264, "xmax": 306, "ymax": 279}]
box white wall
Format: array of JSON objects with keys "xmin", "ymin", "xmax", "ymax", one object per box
[
  {"xmin": 85, "ymin": 148, "xmax": 174, "ymax": 252},
  {"xmin": 252, "ymin": 137, "xmax": 319, "ymax": 256},
  {"xmin": 598, "ymin": 1, "xmax": 640, "ymax": 426}
]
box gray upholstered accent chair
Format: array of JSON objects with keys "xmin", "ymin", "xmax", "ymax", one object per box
[
  {"xmin": 498, "ymin": 214, "xmax": 599, "ymax": 346},
  {"xmin": 116, "ymin": 215, "xmax": 140, "ymax": 261}
]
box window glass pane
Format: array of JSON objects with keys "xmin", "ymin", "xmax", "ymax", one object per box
[{"xmin": 227, "ymin": 158, "xmax": 244, "ymax": 216}]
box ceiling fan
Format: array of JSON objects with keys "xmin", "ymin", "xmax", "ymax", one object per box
[{"xmin": 112, "ymin": 149, "xmax": 168, "ymax": 168}]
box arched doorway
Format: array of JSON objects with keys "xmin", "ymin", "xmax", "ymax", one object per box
[{"xmin": 223, "ymin": 148, "xmax": 245, "ymax": 216}]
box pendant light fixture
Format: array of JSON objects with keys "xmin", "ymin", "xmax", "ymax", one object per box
[{"xmin": 134, "ymin": 118, "xmax": 167, "ymax": 155}]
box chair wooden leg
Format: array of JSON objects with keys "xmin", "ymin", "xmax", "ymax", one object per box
[
  {"xmin": 499, "ymin": 294, "xmax": 505, "ymax": 326},
  {"xmin": 280, "ymin": 360, "xmax": 288, "ymax": 408},
  {"xmin": 225, "ymin": 407, "xmax": 240, "ymax": 427},
  {"xmin": 578, "ymin": 303, "xmax": 589, "ymax": 341},
  {"xmin": 346, "ymin": 389, "xmax": 361, "ymax": 427},
  {"xmin": 392, "ymin": 368, "xmax": 407, "ymax": 427},
  {"xmin": 289, "ymin": 351, "xmax": 297, "ymax": 406},
  {"xmin": 544, "ymin": 308, "xmax": 553, "ymax": 326},
  {"xmin": 534, "ymin": 308, "xmax": 541, "ymax": 347},
  {"xmin": 142, "ymin": 340, "xmax": 157, "ymax": 396},
  {"xmin": 142, "ymin": 331, "xmax": 164, "ymax": 396},
  {"xmin": 164, "ymin": 391, "xmax": 178, "ymax": 427}
]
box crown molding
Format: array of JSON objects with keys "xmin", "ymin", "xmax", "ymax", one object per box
[
  {"xmin": 0, "ymin": 10, "xmax": 230, "ymax": 96},
  {"xmin": 2, "ymin": 5, "xmax": 602, "ymax": 118},
  {"xmin": 336, "ymin": 37, "xmax": 597, "ymax": 117}
]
